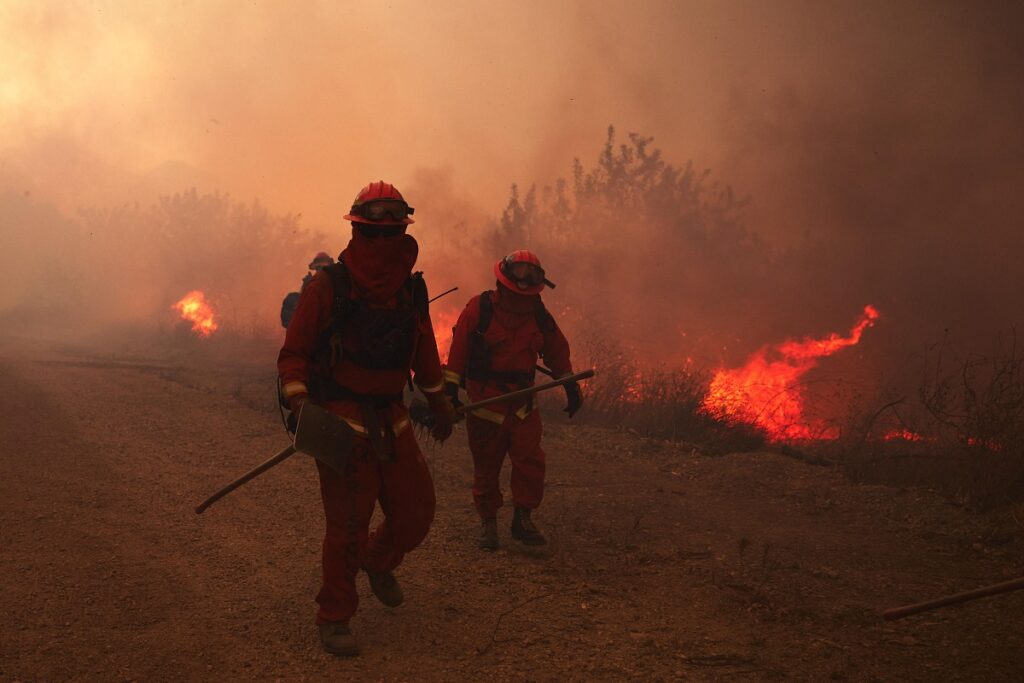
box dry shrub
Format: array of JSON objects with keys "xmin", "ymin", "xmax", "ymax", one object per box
[
  {"xmin": 478, "ymin": 126, "xmax": 761, "ymax": 362},
  {"xmin": 919, "ymin": 333, "xmax": 1024, "ymax": 450},
  {"xmin": 549, "ymin": 327, "xmax": 763, "ymax": 454},
  {"xmin": 832, "ymin": 333, "xmax": 1024, "ymax": 508},
  {"xmin": 3, "ymin": 188, "xmax": 324, "ymax": 338}
]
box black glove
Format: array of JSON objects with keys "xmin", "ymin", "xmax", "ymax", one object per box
[
  {"xmin": 444, "ymin": 381, "xmax": 464, "ymax": 411},
  {"xmin": 430, "ymin": 412, "xmax": 453, "ymax": 443},
  {"xmin": 564, "ymin": 381, "xmax": 583, "ymax": 418},
  {"xmin": 426, "ymin": 391, "xmax": 456, "ymax": 443}
]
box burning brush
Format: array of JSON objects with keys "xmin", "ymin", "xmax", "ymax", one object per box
[
  {"xmin": 172, "ymin": 290, "xmax": 218, "ymax": 338},
  {"xmin": 701, "ymin": 305, "xmax": 880, "ymax": 442}
]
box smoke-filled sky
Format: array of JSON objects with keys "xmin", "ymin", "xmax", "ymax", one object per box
[
  {"xmin": 8, "ymin": 0, "xmax": 746, "ymax": 220},
  {"xmin": 2, "ymin": 1, "xmax": 1022, "ymax": 358},
  {"xmin": 3, "ymin": 1, "xmax": 1008, "ymax": 223}
]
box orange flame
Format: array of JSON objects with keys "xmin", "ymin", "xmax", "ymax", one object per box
[
  {"xmin": 701, "ymin": 305, "xmax": 880, "ymax": 442},
  {"xmin": 883, "ymin": 428, "xmax": 926, "ymax": 442},
  {"xmin": 432, "ymin": 307, "xmax": 461, "ymax": 364},
  {"xmin": 172, "ymin": 290, "xmax": 218, "ymax": 338},
  {"xmin": 882, "ymin": 429, "xmax": 1001, "ymax": 451}
]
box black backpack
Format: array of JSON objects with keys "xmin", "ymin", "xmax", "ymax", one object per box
[
  {"xmin": 308, "ymin": 260, "xmax": 429, "ymax": 399},
  {"xmin": 464, "ymin": 290, "xmax": 556, "ymax": 387},
  {"xmin": 280, "ymin": 291, "xmax": 301, "ymax": 328}
]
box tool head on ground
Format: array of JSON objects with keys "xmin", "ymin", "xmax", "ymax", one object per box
[
  {"xmin": 294, "ymin": 402, "xmax": 356, "ymax": 474},
  {"xmin": 494, "ymin": 250, "xmax": 556, "ymax": 295},
  {"xmin": 343, "ymin": 181, "xmax": 415, "ymax": 226},
  {"xmin": 308, "ymin": 251, "xmax": 334, "ymax": 271}
]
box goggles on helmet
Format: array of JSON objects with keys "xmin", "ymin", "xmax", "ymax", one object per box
[
  {"xmin": 355, "ymin": 223, "xmax": 406, "ymax": 239},
  {"xmin": 501, "ymin": 256, "xmax": 559, "ymax": 290},
  {"xmin": 352, "ymin": 200, "xmax": 414, "ymax": 223}
]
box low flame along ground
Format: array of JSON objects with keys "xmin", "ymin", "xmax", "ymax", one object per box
[
  {"xmin": 423, "ymin": 302, "xmax": 884, "ymax": 445},
  {"xmin": 701, "ymin": 305, "xmax": 880, "ymax": 442},
  {"xmin": 173, "ymin": 286, "xmax": 881, "ymax": 445},
  {"xmin": 172, "ymin": 290, "xmax": 218, "ymax": 338}
]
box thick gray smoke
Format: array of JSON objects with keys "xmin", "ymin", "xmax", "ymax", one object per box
[{"xmin": 1, "ymin": 1, "xmax": 1022, "ymax": 380}]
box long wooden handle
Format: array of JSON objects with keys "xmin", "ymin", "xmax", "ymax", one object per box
[
  {"xmin": 459, "ymin": 369, "xmax": 595, "ymax": 413},
  {"xmin": 195, "ymin": 445, "xmax": 297, "ymax": 514},
  {"xmin": 883, "ymin": 576, "xmax": 1024, "ymax": 620}
]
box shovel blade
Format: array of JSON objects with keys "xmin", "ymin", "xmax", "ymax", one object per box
[{"xmin": 294, "ymin": 402, "xmax": 355, "ymax": 474}]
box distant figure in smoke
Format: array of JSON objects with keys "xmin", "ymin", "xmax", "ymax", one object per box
[
  {"xmin": 277, "ymin": 181, "xmax": 455, "ymax": 656},
  {"xmin": 445, "ymin": 250, "xmax": 582, "ymax": 550},
  {"xmin": 280, "ymin": 252, "xmax": 334, "ymax": 328}
]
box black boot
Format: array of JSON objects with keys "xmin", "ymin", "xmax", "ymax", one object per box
[
  {"xmin": 366, "ymin": 569, "xmax": 404, "ymax": 607},
  {"xmin": 318, "ymin": 621, "xmax": 359, "ymax": 656},
  {"xmin": 479, "ymin": 518, "xmax": 499, "ymax": 551},
  {"xmin": 511, "ymin": 507, "xmax": 546, "ymax": 546}
]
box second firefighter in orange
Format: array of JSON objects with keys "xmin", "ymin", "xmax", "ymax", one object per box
[{"xmin": 444, "ymin": 250, "xmax": 582, "ymax": 550}]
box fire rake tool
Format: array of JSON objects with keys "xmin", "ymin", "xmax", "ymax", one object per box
[
  {"xmin": 409, "ymin": 368, "xmax": 596, "ymax": 428},
  {"xmin": 196, "ymin": 368, "xmax": 593, "ymax": 514}
]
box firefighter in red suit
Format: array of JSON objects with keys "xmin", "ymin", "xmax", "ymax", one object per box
[
  {"xmin": 277, "ymin": 181, "xmax": 455, "ymax": 656},
  {"xmin": 444, "ymin": 250, "xmax": 583, "ymax": 550}
]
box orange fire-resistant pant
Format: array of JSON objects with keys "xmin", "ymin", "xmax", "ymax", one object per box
[
  {"xmin": 314, "ymin": 427, "xmax": 435, "ymax": 625},
  {"xmin": 466, "ymin": 410, "xmax": 545, "ymax": 520}
]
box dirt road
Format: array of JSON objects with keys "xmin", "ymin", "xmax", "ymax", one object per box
[{"xmin": 1, "ymin": 335, "xmax": 1022, "ymax": 681}]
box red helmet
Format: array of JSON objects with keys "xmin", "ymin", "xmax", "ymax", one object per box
[
  {"xmin": 308, "ymin": 251, "xmax": 333, "ymax": 270},
  {"xmin": 342, "ymin": 181, "xmax": 415, "ymax": 225},
  {"xmin": 494, "ymin": 249, "xmax": 556, "ymax": 295}
]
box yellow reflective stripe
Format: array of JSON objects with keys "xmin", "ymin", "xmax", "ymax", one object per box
[
  {"xmin": 282, "ymin": 381, "xmax": 308, "ymax": 398},
  {"xmin": 443, "ymin": 370, "xmax": 462, "ymax": 384},
  {"xmin": 340, "ymin": 417, "xmax": 368, "ymax": 434},
  {"xmin": 341, "ymin": 416, "xmax": 412, "ymax": 437},
  {"xmin": 470, "ymin": 405, "xmax": 533, "ymax": 424},
  {"xmin": 417, "ymin": 380, "xmax": 444, "ymax": 394}
]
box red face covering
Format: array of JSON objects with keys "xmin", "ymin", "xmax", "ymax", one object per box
[
  {"xmin": 495, "ymin": 281, "xmax": 541, "ymax": 314},
  {"xmin": 341, "ymin": 228, "xmax": 419, "ymax": 303}
]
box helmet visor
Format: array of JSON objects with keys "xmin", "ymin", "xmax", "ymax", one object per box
[
  {"xmin": 504, "ymin": 260, "xmax": 546, "ymax": 287},
  {"xmin": 354, "ymin": 200, "xmax": 414, "ymax": 223}
]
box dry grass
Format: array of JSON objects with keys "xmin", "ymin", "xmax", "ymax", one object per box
[
  {"xmin": 544, "ymin": 330, "xmax": 763, "ymax": 455},
  {"xmin": 827, "ymin": 334, "xmax": 1024, "ymax": 508}
]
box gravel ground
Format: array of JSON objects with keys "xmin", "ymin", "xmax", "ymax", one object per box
[{"xmin": 2, "ymin": 335, "xmax": 1023, "ymax": 681}]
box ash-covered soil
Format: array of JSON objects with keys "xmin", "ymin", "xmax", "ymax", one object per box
[{"xmin": 1, "ymin": 335, "xmax": 1023, "ymax": 682}]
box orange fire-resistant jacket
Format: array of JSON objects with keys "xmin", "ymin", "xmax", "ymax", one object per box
[
  {"xmin": 445, "ymin": 286, "xmax": 572, "ymax": 424},
  {"xmin": 277, "ymin": 269, "xmax": 445, "ymax": 437}
]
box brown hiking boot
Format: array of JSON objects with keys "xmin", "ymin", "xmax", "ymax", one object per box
[
  {"xmin": 366, "ymin": 569, "xmax": 404, "ymax": 607},
  {"xmin": 318, "ymin": 622, "xmax": 359, "ymax": 656},
  {"xmin": 511, "ymin": 507, "xmax": 547, "ymax": 546},
  {"xmin": 479, "ymin": 518, "xmax": 499, "ymax": 551}
]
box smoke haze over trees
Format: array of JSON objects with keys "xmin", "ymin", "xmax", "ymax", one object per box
[{"xmin": 2, "ymin": 1, "xmax": 1023, "ymax": 379}]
